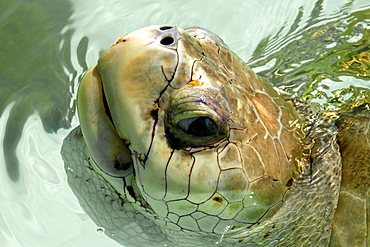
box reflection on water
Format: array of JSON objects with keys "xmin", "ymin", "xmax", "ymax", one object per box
[
  {"xmin": 0, "ymin": 0, "xmax": 74, "ymax": 181},
  {"xmin": 0, "ymin": 0, "xmax": 369, "ymax": 246},
  {"xmin": 249, "ymin": 0, "xmax": 370, "ymax": 111}
]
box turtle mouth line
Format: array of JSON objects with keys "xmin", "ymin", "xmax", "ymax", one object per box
[
  {"xmin": 101, "ymin": 80, "xmax": 133, "ymax": 148},
  {"xmin": 102, "ymin": 83, "xmax": 115, "ymax": 125},
  {"xmin": 99, "ymin": 83, "xmax": 134, "ymax": 177}
]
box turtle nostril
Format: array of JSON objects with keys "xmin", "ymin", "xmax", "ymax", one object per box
[
  {"xmin": 160, "ymin": 36, "xmax": 175, "ymax": 45},
  {"xmin": 159, "ymin": 26, "xmax": 173, "ymax": 30}
]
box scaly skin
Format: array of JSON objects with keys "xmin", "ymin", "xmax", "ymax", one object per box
[{"xmin": 61, "ymin": 26, "xmax": 368, "ymax": 246}]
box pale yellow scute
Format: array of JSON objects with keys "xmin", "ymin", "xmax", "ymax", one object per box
[
  {"xmin": 218, "ymin": 143, "xmax": 243, "ymax": 170},
  {"xmin": 164, "ymin": 149, "xmax": 194, "ymax": 201},
  {"xmin": 217, "ymin": 169, "xmax": 248, "ymax": 202},
  {"xmin": 240, "ymin": 144, "xmax": 266, "ymax": 181},
  {"xmin": 187, "ymin": 150, "xmax": 220, "ymax": 204},
  {"xmin": 250, "ymin": 92, "xmax": 282, "ymax": 138}
]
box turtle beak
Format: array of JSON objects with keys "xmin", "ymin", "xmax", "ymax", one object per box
[
  {"xmin": 77, "ymin": 65, "xmax": 133, "ymax": 178},
  {"xmin": 77, "ymin": 26, "xmax": 182, "ymax": 178},
  {"xmin": 95, "ymin": 25, "xmax": 182, "ymax": 156}
]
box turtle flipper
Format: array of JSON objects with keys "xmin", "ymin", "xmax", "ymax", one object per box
[
  {"xmin": 330, "ymin": 103, "xmax": 370, "ymax": 246},
  {"xmin": 77, "ymin": 65, "xmax": 133, "ymax": 177}
]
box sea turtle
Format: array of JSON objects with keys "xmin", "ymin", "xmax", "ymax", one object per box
[{"xmin": 61, "ymin": 26, "xmax": 369, "ymax": 246}]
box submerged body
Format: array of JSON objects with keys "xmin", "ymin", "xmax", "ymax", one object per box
[{"xmin": 61, "ymin": 26, "xmax": 369, "ymax": 246}]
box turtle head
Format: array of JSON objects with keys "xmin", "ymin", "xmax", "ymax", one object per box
[{"xmin": 78, "ymin": 25, "xmax": 305, "ymax": 233}]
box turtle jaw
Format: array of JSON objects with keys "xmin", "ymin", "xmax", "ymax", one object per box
[{"xmin": 77, "ymin": 65, "xmax": 133, "ymax": 178}]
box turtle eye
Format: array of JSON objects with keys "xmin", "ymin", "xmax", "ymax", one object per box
[
  {"xmin": 164, "ymin": 87, "xmax": 229, "ymax": 149},
  {"xmin": 165, "ymin": 112, "xmax": 228, "ymax": 149},
  {"xmin": 177, "ymin": 116, "xmax": 218, "ymax": 137}
]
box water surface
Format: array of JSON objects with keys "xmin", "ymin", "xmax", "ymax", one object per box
[{"xmin": 0, "ymin": 0, "xmax": 369, "ymax": 246}]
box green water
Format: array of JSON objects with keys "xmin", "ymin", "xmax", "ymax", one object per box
[
  {"xmin": 249, "ymin": 2, "xmax": 370, "ymax": 111},
  {"xmin": 0, "ymin": 0, "xmax": 369, "ymax": 246}
]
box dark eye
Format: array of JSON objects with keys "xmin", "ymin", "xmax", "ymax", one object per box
[{"xmin": 177, "ymin": 116, "xmax": 218, "ymax": 137}]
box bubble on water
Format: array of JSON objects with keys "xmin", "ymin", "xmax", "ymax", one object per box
[{"xmin": 96, "ymin": 227, "xmax": 105, "ymax": 233}]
